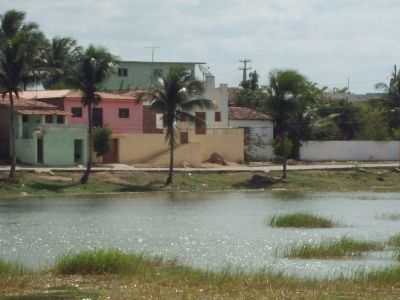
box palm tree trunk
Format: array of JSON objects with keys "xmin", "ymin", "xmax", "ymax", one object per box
[
  {"xmin": 283, "ymin": 158, "xmax": 287, "ymax": 179},
  {"xmin": 81, "ymin": 103, "xmax": 93, "ymax": 184},
  {"xmin": 8, "ymin": 92, "xmax": 16, "ymax": 180},
  {"xmin": 166, "ymin": 128, "xmax": 174, "ymax": 186}
]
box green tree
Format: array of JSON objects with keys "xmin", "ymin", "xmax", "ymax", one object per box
[
  {"xmin": 43, "ymin": 37, "xmax": 82, "ymax": 89},
  {"xmin": 94, "ymin": 127, "xmax": 112, "ymax": 157},
  {"xmin": 148, "ymin": 67, "xmax": 213, "ymax": 185},
  {"xmin": 0, "ymin": 10, "xmax": 45, "ymax": 179},
  {"xmin": 264, "ymin": 70, "xmax": 308, "ymax": 177},
  {"xmin": 70, "ymin": 46, "xmax": 116, "ymax": 184}
]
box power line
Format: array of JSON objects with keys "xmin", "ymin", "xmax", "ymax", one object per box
[
  {"xmin": 145, "ymin": 46, "xmax": 160, "ymax": 62},
  {"xmin": 239, "ymin": 59, "xmax": 252, "ymax": 83}
]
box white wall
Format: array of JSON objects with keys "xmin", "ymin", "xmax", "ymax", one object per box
[
  {"xmin": 229, "ymin": 119, "xmax": 274, "ymax": 161},
  {"xmin": 301, "ymin": 141, "xmax": 400, "ymax": 161}
]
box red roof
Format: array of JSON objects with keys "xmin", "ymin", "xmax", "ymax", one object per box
[
  {"xmin": 0, "ymin": 95, "xmax": 68, "ymax": 115},
  {"xmin": 229, "ymin": 106, "xmax": 272, "ymax": 121},
  {"xmin": 20, "ymin": 90, "xmax": 138, "ymax": 101}
]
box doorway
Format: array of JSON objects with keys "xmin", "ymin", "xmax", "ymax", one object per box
[
  {"xmin": 37, "ymin": 138, "xmax": 43, "ymax": 164},
  {"xmin": 74, "ymin": 139, "xmax": 83, "ymax": 164},
  {"xmin": 195, "ymin": 112, "xmax": 206, "ymax": 135},
  {"xmin": 103, "ymin": 139, "xmax": 119, "ymax": 163}
]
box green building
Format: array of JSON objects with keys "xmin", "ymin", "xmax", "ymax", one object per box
[
  {"xmin": 0, "ymin": 97, "xmax": 88, "ymax": 166},
  {"xmin": 101, "ymin": 61, "xmax": 205, "ymax": 90}
]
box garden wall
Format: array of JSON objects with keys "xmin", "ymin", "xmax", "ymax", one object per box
[{"xmin": 300, "ymin": 141, "xmax": 400, "ymax": 161}]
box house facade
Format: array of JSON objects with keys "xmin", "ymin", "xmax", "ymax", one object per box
[
  {"xmin": 0, "ymin": 96, "xmax": 88, "ymax": 166},
  {"xmin": 101, "ymin": 61, "xmax": 205, "ymax": 90},
  {"xmin": 229, "ymin": 106, "xmax": 274, "ymax": 161}
]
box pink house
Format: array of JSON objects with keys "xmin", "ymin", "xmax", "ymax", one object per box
[{"xmin": 20, "ymin": 90, "xmax": 143, "ymax": 134}]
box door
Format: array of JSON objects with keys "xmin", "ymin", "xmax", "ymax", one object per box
[
  {"xmin": 103, "ymin": 139, "xmax": 119, "ymax": 163},
  {"xmin": 93, "ymin": 108, "xmax": 103, "ymax": 128},
  {"xmin": 74, "ymin": 139, "xmax": 83, "ymax": 164},
  {"xmin": 195, "ymin": 112, "xmax": 206, "ymax": 135},
  {"xmin": 37, "ymin": 138, "xmax": 43, "ymax": 164}
]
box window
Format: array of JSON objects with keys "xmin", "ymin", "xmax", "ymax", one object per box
[
  {"xmin": 118, "ymin": 108, "xmax": 130, "ymax": 118},
  {"xmin": 71, "ymin": 107, "xmax": 82, "ymax": 118},
  {"xmin": 215, "ymin": 112, "xmax": 221, "ymax": 122},
  {"xmin": 56, "ymin": 115, "xmax": 65, "ymax": 124},
  {"xmin": 118, "ymin": 68, "xmax": 128, "ymax": 77},
  {"xmin": 180, "ymin": 114, "xmax": 187, "ymax": 122},
  {"xmin": 45, "ymin": 115, "xmax": 53, "ymax": 123},
  {"xmin": 22, "ymin": 115, "xmax": 28, "ymax": 123}
]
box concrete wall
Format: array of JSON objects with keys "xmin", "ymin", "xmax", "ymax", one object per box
[
  {"xmin": 116, "ymin": 128, "xmax": 244, "ymax": 166},
  {"xmin": 229, "ymin": 119, "xmax": 274, "ymax": 161},
  {"xmin": 102, "ymin": 61, "xmax": 197, "ymax": 90},
  {"xmin": 16, "ymin": 138, "xmax": 37, "ymax": 164},
  {"xmin": 65, "ymin": 98, "xmax": 143, "ymax": 134},
  {"xmin": 300, "ymin": 141, "xmax": 400, "ymax": 161},
  {"xmin": 189, "ymin": 128, "xmax": 244, "ymax": 162},
  {"xmin": 42, "ymin": 125, "xmax": 88, "ymax": 166}
]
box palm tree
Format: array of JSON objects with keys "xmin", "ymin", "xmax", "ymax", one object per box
[
  {"xmin": 43, "ymin": 37, "xmax": 82, "ymax": 89},
  {"xmin": 148, "ymin": 67, "xmax": 213, "ymax": 185},
  {"xmin": 265, "ymin": 69, "xmax": 308, "ymax": 178},
  {"xmin": 70, "ymin": 46, "xmax": 116, "ymax": 184},
  {"xmin": 0, "ymin": 10, "xmax": 45, "ymax": 179}
]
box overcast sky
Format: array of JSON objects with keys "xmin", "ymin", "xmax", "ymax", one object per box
[{"xmin": 2, "ymin": 0, "xmax": 399, "ymax": 92}]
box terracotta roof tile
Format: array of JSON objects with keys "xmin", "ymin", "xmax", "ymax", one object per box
[
  {"xmin": 0, "ymin": 95, "xmax": 68, "ymax": 115},
  {"xmin": 20, "ymin": 90, "xmax": 139, "ymax": 101},
  {"xmin": 229, "ymin": 106, "xmax": 272, "ymax": 121}
]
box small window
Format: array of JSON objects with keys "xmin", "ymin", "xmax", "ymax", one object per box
[
  {"xmin": 118, "ymin": 68, "xmax": 128, "ymax": 77},
  {"xmin": 215, "ymin": 112, "xmax": 221, "ymax": 122},
  {"xmin": 22, "ymin": 115, "xmax": 28, "ymax": 123},
  {"xmin": 45, "ymin": 115, "xmax": 53, "ymax": 123},
  {"xmin": 71, "ymin": 107, "xmax": 82, "ymax": 118},
  {"xmin": 56, "ymin": 115, "xmax": 65, "ymax": 124},
  {"xmin": 118, "ymin": 108, "xmax": 130, "ymax": 118},
  {"xmin": 180, "ymin": 114, "xmax": 187, "ymax": 122}
]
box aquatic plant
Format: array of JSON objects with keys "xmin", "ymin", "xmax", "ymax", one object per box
[
  {"xmin": 282, "ymin": 237, "xmax": 384, "ymax": 259},
  {"xmin": 270, "ymin": 213, "xmax": 334, "ymax": 228}
]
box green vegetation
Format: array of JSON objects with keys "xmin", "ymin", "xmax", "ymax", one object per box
[
  {"xmin": 282, "ymin": 237, "xmax": 384, "ymax": 259},
  {"xmin": 377, "ymin": 213, "xmax": 400, "ymax": 221},
  {"xmin": 55, "ymin": 249, "xmax": 162, "ymax": 275},
  {"xmin": 0, "ymin": 259, "xmax": 26, "ymax": 276},
  {"xmin": 388, "ymin": 233, "xmax": 400, "ymax": 248},
  {"xmin": 93, "ymin": 127, "xmax": 112, "ymax": 157},
  {"xmin": 3, "ymin": 249, "xmax": 400, "ymax": 299},
  {"xmin": 270, "ymin": 213, "xmax": 335, "ymax": 228},
  {"xmin": 147, "ymin": 67, "xmax": 213, "ymax": 185},
  {"xmin": 1, "ymin": 168, "xmax": 400, "ymax": 198}
]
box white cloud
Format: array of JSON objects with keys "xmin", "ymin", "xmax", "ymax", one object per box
[{"xmin": 1, "ymin": 0, "xmax": 399, "ymax": 92}]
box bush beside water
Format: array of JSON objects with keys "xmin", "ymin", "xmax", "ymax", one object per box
[{"xmin": 270, "ymin": 213, "xmax": 335, "ymax": 228}]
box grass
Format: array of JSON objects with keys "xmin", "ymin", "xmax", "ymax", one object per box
[
  {"xmin": 0, "ymin": 168, "xmax": 400, "ymax": 199},
  {"xmin": 2, "ymin": 249, "xmax": 400, "ymax": 299},
  {"xmin": 282, "ymin": 237, "xmax": 384, "ymax": 259},
  {"xmin": 54, "ymin": 249, "xmax": 163, "ymax": 275},
  {"xmin": 0, "ymin": 259, "xmax": 26, "ymax": 276},
  {"xmin": 377, "ymin": 213, "xmax": 400, "ymax": 221},
  {"xmin": 388, "ymin": 233, "xmax": 400, "ymax": 248},
  {"xmin": 270, "ymin": 213, "xmax": 335, "ymax": 228}
]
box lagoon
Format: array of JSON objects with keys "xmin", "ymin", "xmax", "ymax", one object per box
[{"xmin": 0, "ymin": 191, "xmax": 399, "ymax": 278}]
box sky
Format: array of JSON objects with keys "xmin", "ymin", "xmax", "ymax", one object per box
[{"xmin": 1, "ymin": 0, "xmax": 400, "ymax": 93}]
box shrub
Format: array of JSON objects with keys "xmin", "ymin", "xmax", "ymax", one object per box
[
  {"xmin": 94, "ymin": 127, "xmax": 112, "ymax": 157},
  {"xmin": 282, "ymin": 237, "xmax": 383, "ymax": 259},
  {"xmin": 270, "ymin": 213, "xmax": 334, "ymax": 228},
  {"xmin": 54, "ymin": 249, "xmax": 160, "ymax": 275}
]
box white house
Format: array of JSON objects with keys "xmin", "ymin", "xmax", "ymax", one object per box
[{"xmin": 229, "ymin": 106, "xmax": 274, "ymax": 161}]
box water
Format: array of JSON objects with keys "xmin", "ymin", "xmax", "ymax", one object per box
[{"xmin": 0, "ymin": 191, "xmax": 400, "ymax": 278}]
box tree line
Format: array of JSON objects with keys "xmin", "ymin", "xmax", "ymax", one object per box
[{"xmin": 235, "ymin": 68, "xmax": 400, "ymax": 177}]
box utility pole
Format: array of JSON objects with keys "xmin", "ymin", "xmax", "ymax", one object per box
[
  {"xmin": 145, "ymin": 46, "xmax": 160, "ymax": 62},
  {"xmin": 239, "ymin": 59, "xmax": 252, "ymax": 83}
]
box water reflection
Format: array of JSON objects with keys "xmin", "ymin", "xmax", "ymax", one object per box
[{"xmin": 0, "ymin": 191, "xmax": 400, "ymax": 278}]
